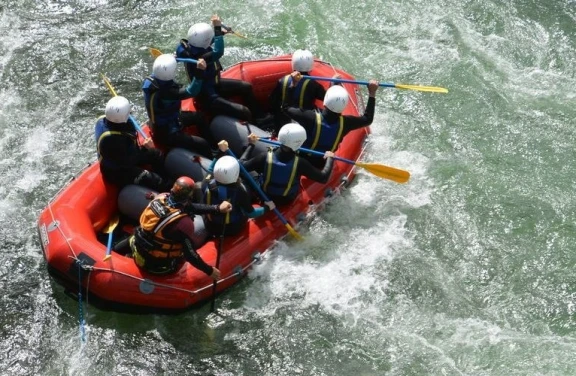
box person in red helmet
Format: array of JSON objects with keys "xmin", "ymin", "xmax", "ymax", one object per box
[{"xmin": 129, "ymin": 176, "xmax": 232, "ymax": 276}]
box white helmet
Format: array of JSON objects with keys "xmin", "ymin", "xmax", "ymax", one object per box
[
  {"xmin": 323, "ymin": 85, "xmax": 349, "ymax": 113},
  {"xmin": 187, "ymin": 23, "xmax": 214, "ymax": 49},
  {"xmin": 105, "ymin": 96, "xmax": 131, "ymax": 124},
  {"xmin": 214, "ymin": 156, "xmax": 240, "ymax": 185},
  {"xmin": 278, "ymin": 123, "xmax": 307, "ymax": 151},
  {"xmin": 153, "ymin": 54, "xmax": 178, "ymax": 81},
  {"xmin": 291, "ymin": 49, "xmax": 314, "ymax": 72}
]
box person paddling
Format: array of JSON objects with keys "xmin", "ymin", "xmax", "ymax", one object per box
[
  {"xmin": 202, "ymin": 154, "xmax": 274, "ymax": 236},
  {"xmin": 269, "ymin": 49, "xmax": 337, "ymax": 133},
  {"xmin": 176, "ymin": 14, "xmax": 272, "ymax": 126},
  {"xmin": 240, "ymin": 123, "xmax": 334, "ymax": 206},
  {"xmin": 128, "ymin": 176, "xmax": 232, "ymax": 276},
  {"xmin": 283, "ymin": 80, "xmax": 379, "ymax": 168},
  {"xmin": 95, "ymin": 96, "xmax": 172, "ymax": 192},
  {"xmin": 142, "ymin": 54, "xmax": 213, "ymax": 157}
]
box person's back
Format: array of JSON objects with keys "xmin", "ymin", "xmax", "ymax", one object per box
[
  {"xmin": 285, "ymin": 81, "xmax": 379, "ymax": 168},
  {"xmin": 176, "ymin": 14, "xmax": 272, "ymax": 126},
  {"xmin": 269, "ymin": 50, "xmax": 326, "ymax": 132},
  {"xmin": 142, "ymin": 53, "xmax": 212, "ymax": 157},
  {"xmin": 240, "ymin": 123, "xmax": 335, "ymax": 205},
  {"xmin": 95, "ymin": 96, "xmax": 171, "ymax": 192},
  {"xmin": 202, "ymin": 155, "xmax": 270, "ymax": 236},
  {"xmin": 130, "ymin": 176, "xmax": 231, "ymax": 276}
]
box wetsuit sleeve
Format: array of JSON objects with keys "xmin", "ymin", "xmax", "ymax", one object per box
[
  {"xmin": 298, "ymin": 156, "xmax": 334, "ymax": 184},
  {"xmin": 239, "ymin": 144, "xmax": 255, "ymax": 162},
  {"xmin": 283, "ymin": 107, "xmax": 317, "ymax": 131},
  {"xmin": 206, "ymin": 152, "xmax": 228, "ymax": 174},
  {"xmin": 343, "ymin": 96, "xmax": 376, "ymax": 131},
  {"xmin": 237, "ymin": 184, "xmax": 265, "ymax": 218},
  {"xmin": 175, "ymin": 218, "xmax": 214, "ymax": 276},
  {"xmin": 187, "ymin": 202, "xmax": 221, "ymax": 215},
  {"xmin": 154, "ymin": 81, "xmax": 202, "ymax": 101},
  {"xmin": 183, "ymin": 73, "xmax": 204, "ymax": 97},
  {"xmin": 199, "ymin": 27, "xmax": 224, "ymax": 63},
  {"xmin": 240, "ymin": 150, "xmax": 266, "ymax": 174}
]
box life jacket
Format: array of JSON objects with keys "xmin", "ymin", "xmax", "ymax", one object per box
[
  {"xmin": 132, "ymin": 194, "xmax": 187, "ymax": 259},
  {"xmin": 279, "ymin": 75, "xmax": 314, "ymax": 109},
  {"xmin": 260, "ymin": 149, "xmax": 300, "ymax": 197},
  {"xmin": 141, "ymin": 75, "xmax": 182, "ymax": 134},
  {"xmin": 302, "ymin": 112, "xmax": 345, "ymax": 153},
  {"xmin": 94, "ymin": 116, "xmax": 137, "ymax": 167},
  {"xmin": 203, "ymin": 180, "xmax": 243, "ymax": 224},
  {"xmin": 177, "ymin": 39, "xmax": 222, "ymax": 98}
]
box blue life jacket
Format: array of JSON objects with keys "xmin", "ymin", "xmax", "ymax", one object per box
[
  {"xmin": 94, "ymin": 116, "xmax": 137, "ymax": 168},
  {"xmin": 260, "ymin": 149, "xmax": 300, "ymax": 197},
  {"xmin": 279, "ymin": 75, "xmax": 314, "ymax": 109},
  {"xmin": 203, "ymin": 180, "xmax": 244, "ymax": 225},
  {"xmin": 142, "ymin": 75, "xmax": 181, "ymax": 134},
  {"xmin": 176, "ymin": 38, "xmax": 223, "ymax": 99},
  {"xmin": 302, "ymin": 112, "xmax": 345, "ymax": 153}
]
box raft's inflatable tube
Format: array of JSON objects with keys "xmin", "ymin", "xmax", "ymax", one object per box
[
  {"xmin": 209, "ymin": 115, "xmax": 271, "ymax": 157},
  {"xmin": 118, "ymin": 184, "xmax": 209, "ymax": 246},
  {"xmin": 164, "ymin": 148, "xmax": 212, "ymax": 182}
]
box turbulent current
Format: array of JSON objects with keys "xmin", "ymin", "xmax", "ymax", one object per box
[{"xmin": 1, "ymin": 0, "xmax": 575, "ymax": 375}]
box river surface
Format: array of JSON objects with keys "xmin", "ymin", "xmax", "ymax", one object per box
[{"xmin": 1, "ymin": 0, "xmax": 576, "ymax": 374}]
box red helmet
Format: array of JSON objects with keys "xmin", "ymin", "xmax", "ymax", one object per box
[{"xmin": 170, "ymin": 176, "xmax": 195, "ymax": 203}]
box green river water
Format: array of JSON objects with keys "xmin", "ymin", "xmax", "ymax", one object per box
[{"xmin": 1, "ymin": 0, "xmax": 575, "ymax": 374}]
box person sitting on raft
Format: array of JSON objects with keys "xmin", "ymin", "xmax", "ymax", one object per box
[
  {"xmin": 95, "ymin": 96, "xmax": 172, "ymax": 192},
  {"xmin": 269, "ymin": 49, "xmax": 335, "ymax": 133},
  {"xmin": 176, "ymin": 14, "xmax": 273, "ymax": 127},
  {"xmin": 142, "ymin": 54, "xmax": 213, "ymax": 158},
  {"xmin": 283, "ymin": 79, "xmax": 379, "ymax": 168},
  {"xmin": 129, "ymin": 176, "xmax": 232, "ymax": 276},
  {"xmin": 202, "ymin": 151, "xmax": 274, "ymax": 237},
  {"xmin": 239, "ymin": 123, "xmax": 334, "ymax": 206}
]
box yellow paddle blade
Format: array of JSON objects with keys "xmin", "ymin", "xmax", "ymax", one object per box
[
  {"xmin": 230, "ymin": 30, "xmax": 247, "ymax": 39},
  {"xmin": 355, "ymin": 162, "xmax": 411, "ymax": 183},
  {"xmin": 103, "ymin": 214, "xmax": 120, "ymax": 234},
  {"xmin": 285, "ymin": 224, "xmax": 303, "ymax": 241},
  {"xmin": 149, "ymin": 47, "xmax": 163, "ymax": 58},
  {"xmin": 100, "ymin": 73, "xmax": 118, "ymax": 97},
  {"xmin": 394, "ymin": 83, "xmax": 448, "ymax": 93}
]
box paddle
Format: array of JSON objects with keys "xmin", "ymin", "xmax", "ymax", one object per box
[
  {"xmin": 225, "ymin": 149, "xmax": 303, "ymax": 240},
  {"xmin": 102, "ymin": 214, "xmax": 120, "ymax": 261},
  {"xmin": 222, "ymin": 24, "xmax": 248, "ymax": 39},
  {"xmin": 100, "ymin": 74, "xmax": 149, "ymax": 139},
  {"xmin": 210, "ymin": 226, "xmax": 225, "ymax": 312},
  {"xmin": 301, "ymin": 75, "xmax": 448, "ymax": 94},
  {"xmin": 148, "ymin": 47, "xmax": 197, "ymax": 63},
  {"xmin": 258, "ymin": 138, "xmax": 410, "ymax": 184}
]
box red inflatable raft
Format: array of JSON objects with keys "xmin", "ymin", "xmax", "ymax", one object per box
[{"xmin": 37, "ymin": 55, "xmax": 370, "ymax": 313}]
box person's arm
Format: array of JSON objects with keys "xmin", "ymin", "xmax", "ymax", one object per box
[
  {"xmin": 342, "ymin": 80, "xmax": 378, "ymax": 130},
  {"xmin": 298, "ymin": 154, "xmax": 334, "ymax": 183},
  {"xmin": 200, "ymin": 17, "xmax": 224, "ymax": 62},
  {"xmin": 239, "ymin": 143, "xmax": 255, "ymax": 162},
  {"xmin": 174, "ymin": 218, "xmax": 215, "ymax": 276},
  {"xmin": 241, "ymin": 152, "xmax": 266, "ymax": 174},
  {"xmin": 282, "ymin": 107, "xmax": 316, "ymax": 130},
  {"xmin": 188, "ymin": 202, "xmax": 221, "ymax": 215},
  {"xmin": 237, "ymin": 184, "xmax": 268, "ymax": 218}
]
